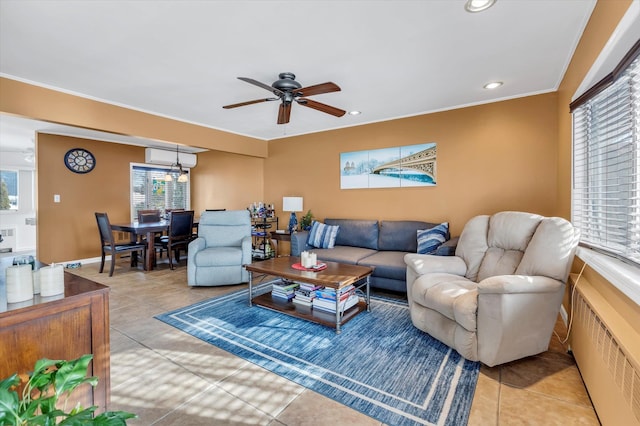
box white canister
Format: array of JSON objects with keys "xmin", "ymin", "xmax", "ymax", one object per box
[
  {"xmin": 32, "ymin": 270, "xmax": 41, "ymax": 294},
  {"xmin": 39, "ymin": 264, "xmax": 65, "ymax": 297},
  {"xmin": 301, "ymin": 251, "xmax": 309, "ymax": 268},
  {"xmin": 6, "ymin": 264, "xmax": 34, "ymax": 303},
  {"xmin": 309, "ymin": 252, "xmax": 317, "ymax": 267}
]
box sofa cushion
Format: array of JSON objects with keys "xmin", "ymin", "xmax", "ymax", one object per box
[
  {"xmin": 312, "ymin": 246, "xmax": 377, "ymax": 265},
  {"xmin": 435, "ymin": 237, "xmax": 458, "ymax": 256},
  {"xmin": 357, "ymin": 251, "xmax": 408, "ymax": 281},
  {"xmin": 306, "ymin": 221, "xmax": 340, "ymax": 249},
  {"xmin": 378, "ymin": 220, "xmax": 441, "ymax": 251},
  {"xmin": 417, "ymin": 222, "xmax": 449, "ymax": 254},
  {"xmin": 325, "ymin": 219, "xmax": 379, "ymax": 250}
]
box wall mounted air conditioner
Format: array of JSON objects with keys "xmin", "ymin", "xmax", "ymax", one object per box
[
  {"xmin": 0, "ymin": 228, "xmax": 16, "ymax": 252},
  {"xmin": 145, "ymin": 148, "xmax": 197, "ymax": 168}
]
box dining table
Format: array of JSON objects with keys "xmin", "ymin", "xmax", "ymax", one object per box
[
  {"xmin": 110, "ymin": 221, "xmax": 169, "ymax": 271},
  {"xmin": 110, "ymin": 219, "xmax": 198, "ymax": 271}
]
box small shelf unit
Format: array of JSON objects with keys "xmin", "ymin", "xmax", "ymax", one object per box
[{"xmin": 251, "ymin": 217, "xmax": 278, "ymax": 260}]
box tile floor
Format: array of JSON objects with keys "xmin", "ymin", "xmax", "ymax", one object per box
[{"xmin": 66, "ymin": 257, "xmax": 601, "ymax": 425}]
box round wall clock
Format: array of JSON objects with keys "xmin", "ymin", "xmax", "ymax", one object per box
[{"xmin": 64, "ymin": 148, "xmax": 96, "ymax": 174}]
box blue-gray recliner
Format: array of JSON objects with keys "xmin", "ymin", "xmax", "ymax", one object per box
[{"xmin": 188, "ymin": 210, "xmax": 252, "ymax": 286}]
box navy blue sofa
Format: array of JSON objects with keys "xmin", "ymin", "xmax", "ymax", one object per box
[{"xmin": 290, "ymin": 219, "xmax": 457, "ymax": 293}]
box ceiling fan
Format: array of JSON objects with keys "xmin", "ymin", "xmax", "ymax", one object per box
[{"xmin": 223, "ymin": 72, "xmax": 346, "ymax": 124}]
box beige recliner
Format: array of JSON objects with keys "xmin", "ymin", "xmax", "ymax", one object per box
[{"xmin": 404, "ymin": 211, "xmax": 580, "ymax": 366}]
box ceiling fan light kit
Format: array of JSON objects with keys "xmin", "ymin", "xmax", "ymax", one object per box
[{"xmin": 223, "ymin": 72, "xmax": 346, "ymax": 124}]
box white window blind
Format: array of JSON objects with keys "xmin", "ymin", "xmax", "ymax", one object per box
[
  {"xmin": 572, "ymin": 51, "xmax": 640, "ymax": 265},
  {"xmin": 131, "ymin": 164, "xmax": 190, "ymax": 219}
]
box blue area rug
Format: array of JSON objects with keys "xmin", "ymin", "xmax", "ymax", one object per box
[{"xmin": 155, "ymin": 284, "xmax": 480, "ymax": 426}]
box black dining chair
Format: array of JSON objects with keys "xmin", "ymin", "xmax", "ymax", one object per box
[
  {"xmin": 155, "ymin": 210, "xmax": 195, "ymax": 270},
  {"xmin": 137, "ymin": 209, "xmax": 164, "ymax": 254},
  {"xmin": 95, "ymin": 212, "xmax": 147, "ymax": 276},
  {"xmin": 137, "ymin": 209, "xmax": 162, "ymax": 223}
]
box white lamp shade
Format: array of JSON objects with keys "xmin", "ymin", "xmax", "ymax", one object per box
[{"xmin": 283, "ymin": 197, "xmax": 303, "ymax": 212}]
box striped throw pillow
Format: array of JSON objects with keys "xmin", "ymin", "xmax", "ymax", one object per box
[
  {"xmin": 307, "ymin": 221, "xmax": 340, "ymax": 249},
  {"xmin": 417, "ymin": 222, "xmax": 449, "ymax": 254}
]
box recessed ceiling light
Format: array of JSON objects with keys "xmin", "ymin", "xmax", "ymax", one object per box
[
  {"xmin": 483, "ymin": 81, "xmax": 503, "ymax": 89},
  {"xmin": 465, "ymin": 0, "xmax": 497, "ymax": 13},
  {"xmin": 348, "ymin": 111, "xmax": 361, "ymax": 115}
]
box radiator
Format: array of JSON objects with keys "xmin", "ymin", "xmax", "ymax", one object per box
[
  {"xmin": 0, "ymin": 228, "xmax": 16, "ymax": 252},
  {"xmin": 569, "ymin": 273, "xmax": 640, "ymax": 425}
]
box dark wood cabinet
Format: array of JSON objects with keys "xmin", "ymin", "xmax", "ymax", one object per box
[{"xmin": 0, "ymin": 259, "xmax": 110, "ymax": 412}]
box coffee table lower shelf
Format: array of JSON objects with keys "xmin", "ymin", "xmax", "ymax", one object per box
[{"xmin": 251, "ymin": 292, "xmax": 366, "ymax": 331}]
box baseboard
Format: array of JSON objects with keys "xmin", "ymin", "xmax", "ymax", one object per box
[{"xmin": 58, "ymin": 256, "xmax": 103, "ymax": 267}]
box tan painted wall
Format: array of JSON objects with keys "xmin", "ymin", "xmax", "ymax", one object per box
[
  {"xmin": 37, "ymin": 134, "xmax": 144, "ymax": 263},
  {"xmin": 36, "ymin": 134, "xmax": 264, "ymax": 263},
  {"xmin": 0, "ymin": 77, "xmax": 267, "ymax": 158},
  {"xmin": 265, "ymin": 93, "xmax": 559, "ymax": 236},
  {"xmin": 190, "ymin": 150, "xmax": 264, "ymax": 213}
]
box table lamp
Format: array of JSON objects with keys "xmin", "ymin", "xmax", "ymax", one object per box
[{"xmin": 283, "ymin": 197, "xmax": 303, "ymax": 233}]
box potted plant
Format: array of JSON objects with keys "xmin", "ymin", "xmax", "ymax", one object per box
[
  {"xmin": 0, "ymin": 354, "xmax": 136, "ymax": 425},
  {"xmin": 300, "ymin": 210, "xmax": 314, "ymax": 231}
]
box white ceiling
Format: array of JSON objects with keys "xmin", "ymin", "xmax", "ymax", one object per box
[{"xmin": 0, "ymin": 0, "xmax": 597, "ymax": 155}]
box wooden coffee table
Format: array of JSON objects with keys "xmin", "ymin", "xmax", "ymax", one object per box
[{"xmin": 245, "ymin": 256, "xmax": 373, "ymax": 333}]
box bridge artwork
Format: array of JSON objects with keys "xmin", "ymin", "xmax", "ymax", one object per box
[
  {"xmin": 340, "ymin": 142, "xmax": 437, "ymax": 189},
  {"xmin": 371, "ymin": 146, "xmax": 436, "ymax": 181}
]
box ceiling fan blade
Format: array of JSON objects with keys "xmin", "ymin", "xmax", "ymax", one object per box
[
  {"xmin": 238, "ymin": 77, "xmax": 284, "ymax": 96},
  {"xmin": 222, "ymin": 98, "xmax": 275, "ymax": 109},
  {"xmin": 278, "ymin": 103, "xmax": 292, "ymax": 124},
  {"xmin": 292, "ymin": 82, "xmax": 341, "ymax": 97},
  {"xmin": 297, "ymin": 98, "xmax": 346, "ymax": 117}
]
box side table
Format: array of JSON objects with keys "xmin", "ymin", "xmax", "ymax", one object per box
[{"xmin": 269, "ymin": 231, "xmax": 291, "ymax": 257}]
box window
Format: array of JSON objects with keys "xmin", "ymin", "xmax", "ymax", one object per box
[
  {"xmin": 571, "ymin": 41, "xmax": 640, "ymax": 266},
  {"xmin": 0, "ymin": 170, "xmax": 18, "ymax": 210},
  {"xmin": 130, "ymin": 164, "xmax": 190, "ymax": 219}
]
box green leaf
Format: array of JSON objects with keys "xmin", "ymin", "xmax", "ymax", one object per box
[
  {"xmin": 0, "ymin": 374, "xmax": 21, "ymax": 391},
  {"xmin": 32, "ymin": 359, "xmax": 61, "ymax": 376},
  {"xmin": 27, "ymin": 410, "xmax": 66, "ymax": 425},
  {"xmin": 33, "ymin": 394, "xmax": 58, "ymax": 415},
  {"xmin": 28, "ymin": 359, "xmax": 59, "ymax": 393},
  {"xmin": 93, "ymin": 411, "xmax": 138, "ymax": 426},
  {"xmin": 1, "ymin": 355, "xmax": 136, "ymax": 425},
  {"xmin": 0, "ymin": 385, "xmax": 20, "ymax": 425},
  {"xmin": 57, "ymin": 406, "xmax": 96, "ymax": 425},
  {"xmin": 52, "ymin": 355, "xmax": 97, "ymax": 398}
]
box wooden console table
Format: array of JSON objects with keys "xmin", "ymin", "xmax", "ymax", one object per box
[{"xmin": 0, "ymin": 258, "xmax": 110, "ymax": 412}]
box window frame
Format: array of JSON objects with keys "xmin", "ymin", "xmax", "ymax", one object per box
[
  {"xmin": 0, "ymin": 169, "xmax": 20, "ymax": 211},
  {"xmin": 129, "ymin": 162, "xmax": 191, "ymax": 221},
  {"xmin": 570, "ymin": 39, "xmax": 640, "ymax": 267}
]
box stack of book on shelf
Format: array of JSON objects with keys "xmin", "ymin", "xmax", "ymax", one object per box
[
  {"xmin": 312, "ymin": 284, "xmax": 359, "ymax": 313},
  {"xmin": 271, "ymin": 280, "xmax": 299, "ymax": 302},
  {"xmin": 292, "ymin": 282, "xmax": 323, "ymax": 309}
]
